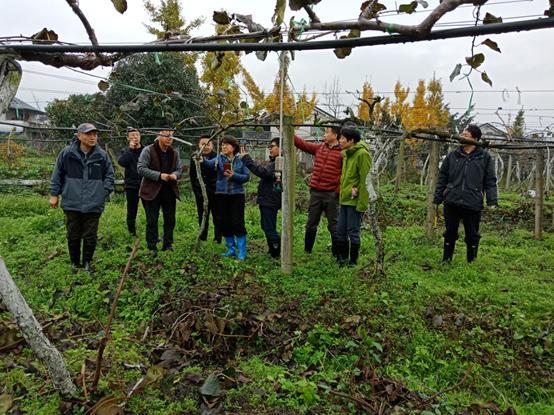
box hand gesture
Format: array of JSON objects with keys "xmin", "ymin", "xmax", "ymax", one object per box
[
  {"xmin": 49, "ymin": 195, "xmax": 59, "ymax": 208},
  {"xmin": 160, "ymin": 173, "xmax": 170, "ymax": 182},
  {"xmin": 240, "ymin": 145, "xmax": 248, "ymax": 157}
]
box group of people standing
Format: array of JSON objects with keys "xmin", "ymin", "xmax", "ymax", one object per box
[{"xmin": 49, "ymin": 121, "xmax": 497, "ymax": 272}]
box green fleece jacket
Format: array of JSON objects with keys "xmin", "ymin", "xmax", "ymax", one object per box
[{"xmin": 339, "ymin": 141, "xmax": 371, "ymax": 212}]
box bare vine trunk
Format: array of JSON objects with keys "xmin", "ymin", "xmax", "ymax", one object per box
[
  {"xmin": 0, "ymin": 257, "xmax": 76, "ymax": 396},
  {"xmin": 366, "ymin": 166, "xmax": 384, "ymax": 276},
  {"xmin": 194, "ymin": 157, "xmax": 209, "ymax": 248}
]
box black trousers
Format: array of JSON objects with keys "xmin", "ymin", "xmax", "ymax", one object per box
[
  {"xmin": 142, "ymin": 186, "xmax": 176, "ymax": 250},
  {"xmin": 443, "ymin": 203, "xmax": 481, "ymax": 246},
  {"xmin": 336, "ymin": 205, "xmax": 362, "ymax": 244},
  {"xmin": 64, "ymin": 210, "xmax": 101, "ymax": 264},
  {"xmin": 260, "ymin": 206, "xmax": 280, "ymax": 241},
  {"xmin": 193, "ymin": 189, "xmax": 222, "ymax": 241},
  {"xmin": 125, "ymin": 187, "xmax": 140, "ymax": 232},
  {"xmin": 306, "ymin": 189, "xmax": 339, "ymax": 238},
  {"xmin": 217, "ymin": 194, "xmax": 246, "ymax": 237}
]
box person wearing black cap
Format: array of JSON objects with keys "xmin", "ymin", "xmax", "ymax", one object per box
[
  {"xmin": 118, "ymin": 127, "xmax": 143, "ymax": 236},
  {"xmin": 138, "ymin": 128, "xmax": 182, "ymax": 254},
  {"xmin": 434, "ymin": 124, "xmax": 498, "ymax": 263},
  {"xmin": 50, "ymin": 123, "xmax": 115, "ymax": 272}
]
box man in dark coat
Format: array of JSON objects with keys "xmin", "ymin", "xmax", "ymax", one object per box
[
  {"xmin": 434, "ymin": 124, "xmax": 498, "ymax": 263},
  {"xmin": 190, "ymin": 135, "xmax": 221, "ymax": 242},
  {"xmin": 50, "ymin": 123, "xmax": 115, "ymax": 272},
  {"xmin": 118, "ymin": 127, "xmax": 143, "ymax": 236},
  {"xmin": 241, "ymin": 138, "xmax": 282, "ymax": 258},
  {"xmin": 138, "ymin": 128, "xmax": 182, "ymax": 254}
]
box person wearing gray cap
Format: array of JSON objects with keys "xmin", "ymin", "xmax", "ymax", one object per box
[{"xmin": 50, "ymin": 123, "xmax": 115, "ymax": 272}]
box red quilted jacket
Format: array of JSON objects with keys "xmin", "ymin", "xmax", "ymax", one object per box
[{"xmin": 295, "ymin": 135, "xmax": 342, "ymax": 192}]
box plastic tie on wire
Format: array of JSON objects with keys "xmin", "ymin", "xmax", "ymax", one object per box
[{"xmin": 292, "ymin": 18, "xmax": 308, "ymax": 35}]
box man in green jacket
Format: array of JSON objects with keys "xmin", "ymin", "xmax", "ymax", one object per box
[{"xmin": 336, "ymin": 125, "xmax": 371, "ymax": 266}]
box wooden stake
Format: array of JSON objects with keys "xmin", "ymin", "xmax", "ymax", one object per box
[
  {"xmin": 281, "ymin": 116, "xmax": 295, "ymax": 274},
  {"xmin": 534, "ymin": 149, "xmax": 545, "ymax": 239},
  {"xmin": 425, "ymin": 140, "xmax": 440, "ymax": 240}
]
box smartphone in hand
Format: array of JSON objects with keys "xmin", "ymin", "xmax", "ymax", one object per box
[{"xmin": 223, "ymin": 162, "xmax": 231, "ymax": 173}]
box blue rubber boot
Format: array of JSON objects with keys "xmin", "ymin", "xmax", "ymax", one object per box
[
  {"xmin": 236, "ymin": 235, "xmax": 247, "ymax": 261},
  {"xmin": 221, "ymin": 236, "xmax": 236, "ymax": 257}
]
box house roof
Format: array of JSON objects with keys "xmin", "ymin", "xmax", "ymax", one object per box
[
  {"xmin": 9, "ymin": 97, "xmax": 45, "ymax": 114},
  {"xmin": 478, "ymin": 122, "xmax": 507, "ymax": 136}
]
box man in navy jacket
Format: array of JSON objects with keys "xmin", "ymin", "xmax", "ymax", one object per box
[{"xmin": 50, "ymin": 123, "xmax": 114, "ymax": 271}]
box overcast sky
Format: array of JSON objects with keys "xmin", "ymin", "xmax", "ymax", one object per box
[{"xmin": 3, "ymin": 0, "xmax": 554, "ymax": 131}]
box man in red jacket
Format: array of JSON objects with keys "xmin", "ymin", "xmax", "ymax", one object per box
[{"xmin": 295, "ymin": 126, "xmax": 342, "ymax": 255}]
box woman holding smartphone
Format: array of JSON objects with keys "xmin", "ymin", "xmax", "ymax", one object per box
[{"xmin": 202, "ymin": 136, "xmax": 250, "ymax": 260}]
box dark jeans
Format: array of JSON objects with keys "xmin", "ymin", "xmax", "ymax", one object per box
[
  {"xmin": 125, "ymin": 187, "xmax": 140, "ymax": 232},
  {"xmin": 142, "ymin": 186, "xmax": 176, "ymax": 250},
  {"xmin": 260, "ymin": 206, "xmax": 280, "ymax": 241},
  {"xmin": 336, "ymin": 205, "xmax": 362, "ymax": 245},
  {"xmin": 217, "ymin": 194, "xmax": 246, "ymax": 237},
  {"xmin": 306, "ymin": 189, "xmax": 339, "ymax": 238},
  {"xmin": 64, "ymin": 210, "xmax": 101, "ymax": 264},
  {"xmin": 193, "ymin": 190, "xmax": 222, "ymax": 241},
  {"xmin": 443, "ymin": 203, "xmax": 481, "ymax": 246}
]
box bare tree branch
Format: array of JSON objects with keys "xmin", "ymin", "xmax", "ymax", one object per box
[
  {"xmin": 303, "ymin": 5, "xmax": 321, "ymax": 24},
  {"xmin": 14, "ymin": 50, "xmax": 125, "ymax": 69},
  {"xmin": 65, "ymin": 0, "xmax": 99, "ymax": 47},
  {"xmin": 300, "ymin": 0, "xmax": 485, "ymax": 37}
]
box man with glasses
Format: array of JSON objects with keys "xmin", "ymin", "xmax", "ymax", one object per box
[{"xmin": 50, "ymin": 123, "xmax": 114, "ymax": 272}]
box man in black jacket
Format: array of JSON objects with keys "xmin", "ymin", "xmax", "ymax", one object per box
[
  {"xmin": 434, "ymin": 125, "xmax": 498, "ymax": 263},
  {"xmin": 241, "ymin": 138, "xmax": 282, "ymax": 258},
  {"xmin": 190, "ymin": 135, "xmax": 221, "ymax": 242},
  {"xmin": 118, "ymin": 127, "xmax": 143, "ymax": 236}
]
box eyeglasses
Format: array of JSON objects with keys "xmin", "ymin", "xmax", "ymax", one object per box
[{"xmin": 268, "ymin": 144, "xmax": 278, "ymax": 149}]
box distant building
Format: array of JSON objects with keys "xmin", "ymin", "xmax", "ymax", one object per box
[
  {"xmin": 0, "ymin": 97, "xmax": 48, "ymax": 135},
  {"xmin": 478, "ymin": 123, "xmax": 508, "ymax": 139}
]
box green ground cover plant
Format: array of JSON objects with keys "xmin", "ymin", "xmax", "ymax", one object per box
[{"xmin": 0, "ymin": 183, "xmax": 552, "ymax": 414}]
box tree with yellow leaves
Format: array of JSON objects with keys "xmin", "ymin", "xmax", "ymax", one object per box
[
  {"xmin": 242, "ymin": 63, "xmax": 317, "ymax": 124},
  {"xmin": 357, "ymin": 81, "xmax": 375, "ymax": 123},
  {"xmin": 200, "ymin": 25, "xmax": 244, "ymax": 125},
  {"xmin": 391, "ymin": 81, "xmax": 410, "ymax": 127},
  {"xmin": 426, "ymin": 77, "xmax": 449, "ymax": 130},
  {"xmin": 392, "ymin": 81, "xmax": 410, "ymax": 190},
  {"xmin": 144, "ymin": 0, "xmax": 202, "ymax": 65}
]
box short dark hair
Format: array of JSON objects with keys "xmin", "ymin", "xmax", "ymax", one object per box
[
  {"xmin": 326, "ymin": 125, "xmax": 341, "ymax": 136},
  {"xmin": 270, "ymin": 137, "xmax": 280, "ymax": 147},
  {"xmin": 465, "ymin": 124, "xmax": 482, "ymax": 140},
  {"xmin": 221, "ymin": 135, "xmax": 240, "ymax": 154},
  {"xmin": 340, "ymin": 126, "xmax": 361, "ymax": 143}
]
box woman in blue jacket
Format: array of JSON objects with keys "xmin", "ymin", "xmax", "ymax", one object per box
[{"xmin": 203, "ymin": 136, "xmax": 250, "ymax": 260}]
